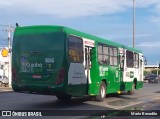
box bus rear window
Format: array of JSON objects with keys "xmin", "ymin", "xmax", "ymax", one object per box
[{"xmin": 68, "ymin": 35, "xmax": 83, "ymax": 63}]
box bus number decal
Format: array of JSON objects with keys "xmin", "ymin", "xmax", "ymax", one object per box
[
  {"xmin": 72, "ymin": 71, "xmax": 84, "ymax": 78},
  {"xmin": 126, "ymin": 72, "xmax": 130, "ymax": 77},
  {"xmin": 68, "ymin": 63, "xmax": 87, "ymax": 85},
  {"xmin": 99, "ymin": 66, "xmax": 108, "ymax": 76},
  {"xmin": 45, "ymin": 58, "xmax": 54, "ymax": 63}
]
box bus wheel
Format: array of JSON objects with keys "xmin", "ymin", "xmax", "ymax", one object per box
[
  {"xmin": 95, "ymin": 82, "xmax": 106, "ymax": 102},
  {"xmin": 56, "ymin": 95, "xmax": 72, "ymax": 102},
  {"xmin": 128, "ymin": 83, "xmax": 135, "ymax": 95}
]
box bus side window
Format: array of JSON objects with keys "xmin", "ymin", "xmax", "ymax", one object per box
[
  {"xmin": 109, "ymin": 47, "xmax": 118, "ymax": 66},
  {"xmin": 126, "ymin": 50, "xmax": 134, "ymax": 68},
  {"xmin": 68, "ymin": 35, "xmax": 84, "ymax": 63},
  {"xmin": 98, "ymin": 43, "xmax": 109, "ymax": 65},
  {"xmin": 134, "ymin": 53, "xmax": 139, "ymax": 68}
]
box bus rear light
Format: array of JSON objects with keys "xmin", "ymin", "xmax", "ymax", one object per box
[{"xmin": 54, "ymin": 68, "xmax": 65, "ymax": 84}]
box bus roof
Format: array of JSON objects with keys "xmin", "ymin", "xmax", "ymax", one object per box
[{"xmin": 15, "ymin": 25, "xmax": 142, "ymax": 53}]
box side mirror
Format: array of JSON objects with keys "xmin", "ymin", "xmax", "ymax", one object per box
[
  {"xmin": 144, "ymin": 57, "xmax": 147, "ymax": 65},
  {"xmin": 145, "ymin": 60, "xmax": 147, "ymax": 65},
  {"xmin": 142, "ymin": 56, "xmax": 147, "ymax": 65}
]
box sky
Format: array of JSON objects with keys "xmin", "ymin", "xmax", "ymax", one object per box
[{"xmin": 0, "ymin": 0, "xmax": 160, "ymax": 65}]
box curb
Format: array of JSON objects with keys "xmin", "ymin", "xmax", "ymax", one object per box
[{"xmin": 0, "ymin": 87, "xmax": 13, "ymax": 93}]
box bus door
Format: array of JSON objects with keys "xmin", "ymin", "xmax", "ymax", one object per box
[
  {"xmin": 84, "ymin": 39, "xmax": 95, "ymax": 94},
  {"xmin": 139, "ymin": 54, "xmax": 144, "ymax": 82},
  {"xmin": 85, "ymin": 46, "xmax": 92, "ymax": 85},
  {"xmin": 109, "ymin": 47, "xmax": 120, "ymax": 92},
  {"xmin": 119, "ymin": 48, "xmax": 125, "ymax": 90}
]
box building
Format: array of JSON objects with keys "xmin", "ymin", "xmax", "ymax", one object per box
[
  {"xmin": 144, "ymin": 65, "xmax": 159, "ymax": 72},
  {"xmin": 0, "ymin": 47, "xmax": 9, "ymax": 77}
]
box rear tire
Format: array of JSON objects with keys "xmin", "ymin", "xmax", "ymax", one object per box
[{"xmin": 95, "ymin": 82, "xmax": 106, "ymax": 102}]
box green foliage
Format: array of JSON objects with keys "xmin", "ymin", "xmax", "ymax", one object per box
[
  {"xmin": 144, "ymin": 70, "xmax": 149, "ymax": 76},
  {"xmin": 144, "ymin": 69, "xmax": 160, "ymax": 75},
  {"xmin": 151, "ymin": 69, "xmax": 160, "ymax": 75}
]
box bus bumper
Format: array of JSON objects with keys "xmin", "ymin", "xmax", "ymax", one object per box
[{"xmin": 12, "ymin": 83, "xmax": 66, "ymax": 95}]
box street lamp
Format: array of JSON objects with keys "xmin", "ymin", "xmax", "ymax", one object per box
[{"xmin": 133, "ymin": 0, "xmax": 135, "ymax": 48}]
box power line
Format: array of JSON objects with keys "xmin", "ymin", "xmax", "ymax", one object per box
[
  {"xmin": 0, "ymin": 24, "xmax": 15, "ymax": 28},
  {"xmin": 0, "ymin": 24, "xmax": 9, "ymax": 26},
  {"xmin": 0, "ymin": 24, "xmax": 15, "ymax": 34}
]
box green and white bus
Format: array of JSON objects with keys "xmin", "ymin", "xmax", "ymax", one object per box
[{"xmin": 12, "ymin": 25, "xmax": 144, "ymax": 102}]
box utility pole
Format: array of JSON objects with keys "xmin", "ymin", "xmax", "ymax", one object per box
[
  {"xmin": 157, "ymin": 61, "xmax": 159, "ymax": 75},
  {"xmin": 133, "ymin": 0, "xmax": 135, "ymax": 48},
  {"xmin": 1, "ymin": 24, "xmax": 14, "ymax": 87}
]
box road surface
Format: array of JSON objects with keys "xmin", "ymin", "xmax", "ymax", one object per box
[{"xmin": 0, "ymin": 83, "xmax": 160, "ymax": 118}]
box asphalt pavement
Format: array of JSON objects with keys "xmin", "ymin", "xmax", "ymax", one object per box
[{"xmin": 0, "ymin": 83, "xmax": 160, "ymax": 119}]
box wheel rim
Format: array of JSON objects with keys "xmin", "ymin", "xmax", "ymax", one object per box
[{"xmin": 101, "ymin": 86, "xmax": 105, "ymax": 98}]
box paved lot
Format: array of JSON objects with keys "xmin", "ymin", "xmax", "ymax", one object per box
[
  {"xmin": 85, "ymin": 83, "xmax": 160, "ymax": 110},
  {"xmin": 0, "ymin": 83, "xmax": 160, "ymax": 118},
  {"xmin": 0, "ymin": 83, "xmax": 160, "ymax": 110}
]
